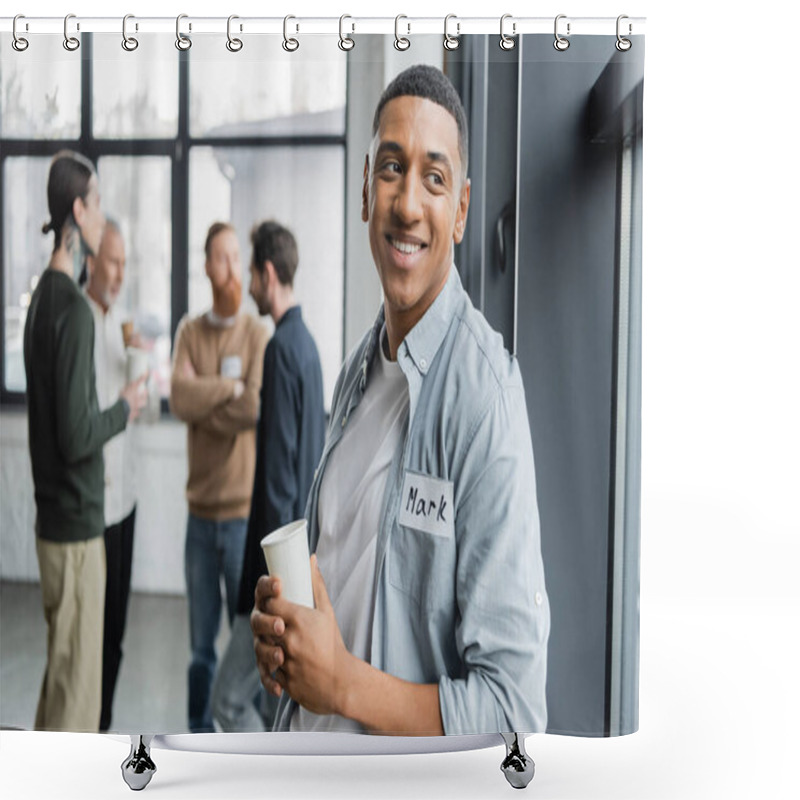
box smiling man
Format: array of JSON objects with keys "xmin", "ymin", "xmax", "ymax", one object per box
[{"xmin": 251, "ymin": 64, "xmax": 550, "ymax": 735}]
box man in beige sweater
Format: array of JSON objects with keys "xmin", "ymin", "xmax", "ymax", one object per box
[{"xmin": 170, "ymin": 222, "xmax": 268, "ymax": 732}]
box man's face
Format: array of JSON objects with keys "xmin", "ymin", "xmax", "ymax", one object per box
[
  {"xmin": 206, "ymin": 228, "xmax": 242, "ymax": 317},
  {"xmin": 87, "ymin": 226, "xmax": 125, "ymax": 310},
  {"xmin": 248, "ymin": 259, "xmax": 271, "ymax": 318},
  {"xmin": 363, "ymin": 95, "xmax": 470, "ymax": 329},
  {"xmin": 76, "ymin": 175, "xmax": 105, "ymax": 256}
]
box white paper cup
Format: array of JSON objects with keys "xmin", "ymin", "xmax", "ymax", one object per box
[
  {"xmin": 260, "ymin": 520, "xmax": 314, "ymax": 608},
  {"xmin": 125, "ymin": 347, "xmax": 149, "ymax": 383}
]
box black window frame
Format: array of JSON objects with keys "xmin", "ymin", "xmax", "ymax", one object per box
[{"xmin": 1, "ymin": 34, "xmax": 347, "ymax": 408}]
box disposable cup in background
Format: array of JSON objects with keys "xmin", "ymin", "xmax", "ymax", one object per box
[
  {"xmin": 260, "ymin": 520, "xmax": 314, "ymax": 608},
  {"xmin": 121, "ymin": 320, "xmax": 135, "ymax": 347},
  {"xmin": 125, "ymin": 346, "xmax": 149, "ymax": 384}
]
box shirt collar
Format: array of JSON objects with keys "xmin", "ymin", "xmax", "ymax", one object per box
[
  {"xmin": 361, "ymin": 264, "xmax": 462, "ymax": 381},
  {"xmin": 205, "ymin": 309, "xmax": 238, "ymax": 328},
  {"xmin": 402, "ymin": 265, "xmax": 461, "ymax": 376},
  {"xmin": 275, "ymin": 305, "xmax": 301, "ymax": 330}
]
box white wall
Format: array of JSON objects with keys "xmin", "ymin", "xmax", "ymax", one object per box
[
  {"xmin": 0, "ymin": 39, "xmax": 445, "ymax": 596},
  {"xmin": 1, "ymin": 411, "xmax": 188, "ymax": 595}
]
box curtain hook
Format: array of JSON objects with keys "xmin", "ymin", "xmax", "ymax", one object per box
[
  {"xmin": 394, "ymin": 15, "xmax": 410, "ymax": 51},
  {"xmin": 338, "ymin": 14, "xmax": 354, "ymax": 51},
  {"xmin": 554, "ymin": 14, "xmax": 570, "ymax": 51},
  {"xmin": 12, "ymin": 14, "xmax": 29, "ymax": 52},
  {"xmin": 64, "ymin": 13, "xmax": 80, "ymax": 51},
  {"xmin": 499, "ymin": 14, "xmax": 516, "ymax": 51},
  {"xmin": 444, "ymin": 14, "xmax": 460, "ymax": 51},
  {"xmin": 226, "ymin": 14, "xmax": 243, "ymax": 52},
  {"xmin": 176, "ymin": 13, "xmax": 191, "ymax": 51},
  {"xmin": 122, "ymin": 14, "xmax": 139, "ymax": 52},
  {"xmin": 616, "ymin": 14, "xmax": 632, "ymax": 51},
  {"xmin": 283, "ymin": 15, "xmax": 299, "ymax": 52}
]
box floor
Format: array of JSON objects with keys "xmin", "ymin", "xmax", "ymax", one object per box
[{"xmin": 0, "ymin": 580, "xmax": 231, "ymax": 734}]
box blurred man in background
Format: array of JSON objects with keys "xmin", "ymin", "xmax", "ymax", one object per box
[
  {"xmin": 84, "ymin": 218, "xmax": 140, "ymax": 732},
  {"xmin": 170, "ymin": 222, "xmax": 268, "ymax": 732}
]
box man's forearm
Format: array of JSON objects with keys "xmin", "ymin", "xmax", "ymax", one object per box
[
  {"xmin": 169, "ymin": 375, "xmax": 237, "ymax": 422},
  {"xmin": 196, "ymin": 386, "xmax": 259, "ymax": 435},
  {"xmin": 337, "ymin": 653, "xmax": 443, "ymax": 736}
]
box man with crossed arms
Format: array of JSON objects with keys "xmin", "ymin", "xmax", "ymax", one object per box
[{"xmin": 251, "ymin": 64, "xmax": 549, "ymax": 735}]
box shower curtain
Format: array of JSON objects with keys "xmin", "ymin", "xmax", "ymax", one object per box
[{"xmin": 0, "ymin": 16, "xmax": 644, "ymax": 748}]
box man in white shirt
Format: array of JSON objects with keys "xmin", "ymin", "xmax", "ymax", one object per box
[{"xmin": 84, "ymin": 219, "xmax": 139, "ymax": 732}]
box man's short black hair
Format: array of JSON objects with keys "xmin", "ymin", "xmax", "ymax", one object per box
[
  {"xmin": 372, "ymin": 64, "xmax": 469, "ymax": 181},
  {"xmin": 250, "ymin": 220, "xmax": 298, "ymax": 287}
]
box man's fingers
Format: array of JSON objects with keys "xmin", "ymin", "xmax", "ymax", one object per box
[
  {"xmin": 310, "ymin": 554, "xmax": 332, "ymax": 612},
  {"xmin": 250, "ymin": 608, "xmax": 285, "ymax": 640},
  {"xmin": 254, "ymin": 575, "xmax": 281, "ymax": 611}
]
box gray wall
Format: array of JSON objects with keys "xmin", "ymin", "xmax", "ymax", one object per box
[{"xmin": 457, "ymin": 35, "xmax": 644, "ymax": 736}]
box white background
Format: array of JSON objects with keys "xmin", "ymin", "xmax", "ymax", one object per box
[{"xmin": 2, "ymin": 1, "xmax": 798, "ymax": 798}]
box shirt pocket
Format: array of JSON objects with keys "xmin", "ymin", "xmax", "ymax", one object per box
[{"xmin": 387, "ymin": 522, "xmax": 456, "ymax": 613}]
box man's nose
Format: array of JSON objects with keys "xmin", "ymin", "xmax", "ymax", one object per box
[{"xmin": 393, "ymin": 172, "xmax": 424, "ymax": 225}]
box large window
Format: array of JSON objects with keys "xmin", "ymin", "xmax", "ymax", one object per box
[{"xmin": 1, "ymin": 33, "xmax": 346, "ymax": 406}]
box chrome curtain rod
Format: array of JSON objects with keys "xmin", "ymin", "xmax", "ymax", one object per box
[{"xmin": 0, "ymin": 15, "xmax": 646, "ymax": 37}]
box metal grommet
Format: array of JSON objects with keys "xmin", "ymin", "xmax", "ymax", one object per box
[
  {"xmin": 499, "ymin": 14, "xmax": 516, "ymax": 51},
  {"xmin": 121, "ymin": 14, "xmax": 139, "ymax": 52},
  {"xmin": 338, "ymin": 14, "xmax": 354, "ymax": 51},
  {"xmin": 63, "ymin": 13, "xmax": 80, "ymax": 51},
  {"xmin": 553, "ymin": 14, "xmax": 570, "ymax": 51},
  {"xmin": 226, "ymin": 15, "xmax": 243, "ymax": 52},
  {"xmin": 12, "ymin": 14, "xmax": 29, "ymax": 52},
  {"xmin": 175, "ymin": 13, "xmax": 191, "ymax": 51},
  {"xmin": 283, "ymin": 15, "xmax": 299, "ymax": 52},
  {"xmin": 443, "ymin": 14, "xmax": 460, "ymax": 51},
  {"xmin": 616, "ymin": 14, "xmax": 632, "ymax": 51},
  {"xmin": 394, "ymin": 14, "xmax": 410, "ymax": 51}
]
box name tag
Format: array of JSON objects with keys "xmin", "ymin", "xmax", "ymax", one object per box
[
  {"xmin": 221, "ymin": 355, "xmax": 242, "ymax": 379},
  {"xmin": 398, "ymin": 471, "xmax": 454, "ymax": 539}
]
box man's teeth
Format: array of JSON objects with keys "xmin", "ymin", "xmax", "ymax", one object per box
[{"xmin": 391, "ymin": 238, "xmax": 422, "ymax": 255}]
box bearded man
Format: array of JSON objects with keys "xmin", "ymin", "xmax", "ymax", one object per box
[{"xmin": 169, "ymin": 221, "xmax": 269, "ymax": 732}]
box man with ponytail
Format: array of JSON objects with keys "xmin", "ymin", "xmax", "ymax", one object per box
[{"xmin": 23, "ymin": 150, "xmax": 147, "ymax": 731}]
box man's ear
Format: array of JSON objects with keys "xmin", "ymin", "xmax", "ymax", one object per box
[
  {"xmin": 264, "ymin": 260, "xmax": 276, "ymax": 290},
  {"xmin": 453, "ymin": 177, "xmax": 471, "ymax": 245},
  {"xmin": 72, "ymin": 195, "xmax": 86, "ymax": 229},
  {"xmin": 361, "ymin": 155, "xmax": 370, "ymax": 223}
]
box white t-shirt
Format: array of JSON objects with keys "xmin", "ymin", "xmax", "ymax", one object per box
[
  {"xmin": 85, "ymin": 292, "xmax": 137, "ymax": 527},
  {"xmin": 292, "ymin": 326, "xmax": 409, "ymax": 732}
]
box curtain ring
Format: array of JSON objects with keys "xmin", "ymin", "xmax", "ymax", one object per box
[
  {"xmin": 443, "ymin": 14, "xmax": 460, "ymax": 51},
  {"xmin": 226, "ymin": 15, "xmax": 243, "ymax": 52},
  {"xmin": 122, "ymin": 14, "xmax": 138, "ymax": 51},
  {"xmin": 499, "ymin": 14, "xmax": 516, "ymax": 51},
  {"xmin": 553, "ymin": 14, "xmax": 570, "ymax": 51},
  {"xmin": 12, "ymin": 14, "xmax": 29, "ymax": 52},
  {"xmin": 176, "ymin": 14, "xmax": 191, "ymax": 51},
  {"xmin": 394, "ymin": 15, "xmax": 410, "ymax": 51},
  {"xmin": 63, "ymin": 13, "xmax": 80, "ymax": 51},
  {"xmin": 283, "ymin": 15, "xmax": 299, "ymax": 52},
  {"xmin": 616, "ymin": 14, "xmax": 632, "ymax": 51},
  {"xmin": 338, "ymin": 14, "xmax": 354, "ymax": 51}
]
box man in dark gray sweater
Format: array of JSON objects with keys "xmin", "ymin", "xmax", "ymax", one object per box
[{"xmin": 24, "ymin": 151, "xmax": 145, "ymax": 731}]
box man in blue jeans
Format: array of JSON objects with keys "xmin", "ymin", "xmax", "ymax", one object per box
[
  {"xmin": 170, "ymin": 222, "xmax": 268, "ymax": 732},
  {"xmin": 210, "ymin": 221, "xmax": 325, "ymax": 732}
]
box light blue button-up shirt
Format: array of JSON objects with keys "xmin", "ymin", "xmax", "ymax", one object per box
[{"xmin": 276, "ymin": 266, "xmax": 549, "ymax": 734}]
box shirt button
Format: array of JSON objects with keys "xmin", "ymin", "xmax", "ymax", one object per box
[
  {"xmin": 341, "ymin": 416, "xmax": 347, "ymax": 428},
  {"xmin": 535, "ymin": 592, "xmax": 543, "ymax": 606},
  {"xmin": 420, "ymin": 358, "xmax": 427, "ymax": 369}
]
